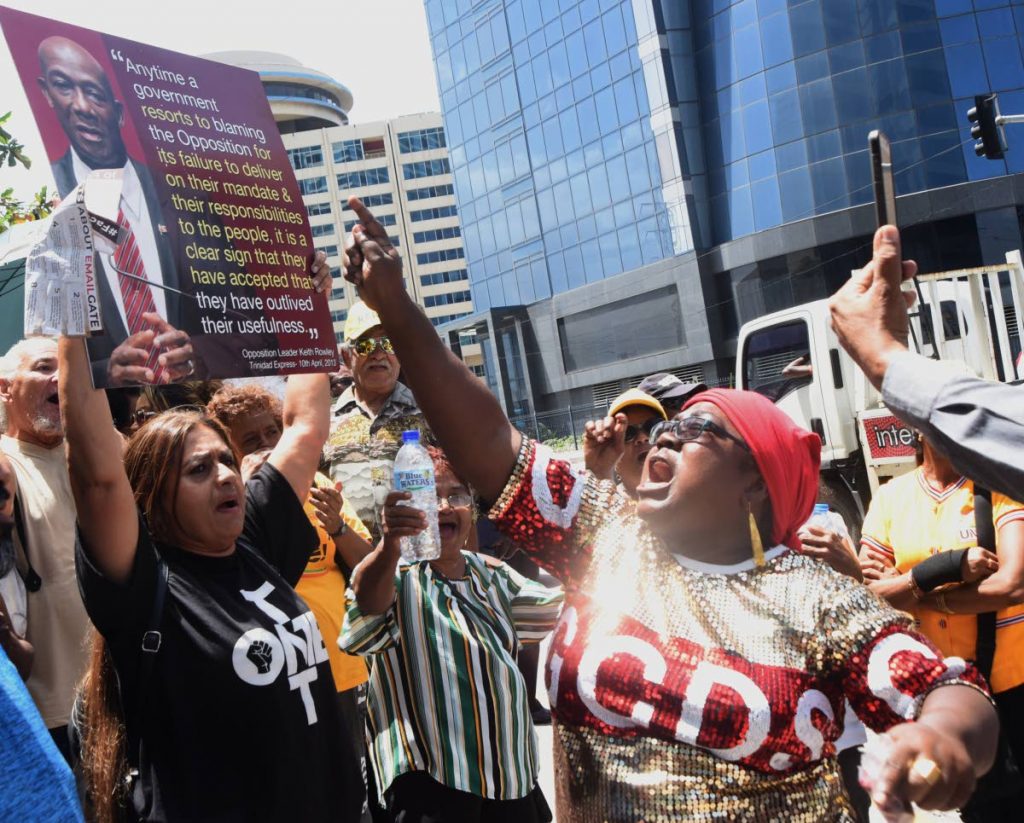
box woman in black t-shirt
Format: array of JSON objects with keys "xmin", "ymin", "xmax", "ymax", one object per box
[{"xmin": 61, "ymin": 270, "xmax": 363, "ymax": 820}]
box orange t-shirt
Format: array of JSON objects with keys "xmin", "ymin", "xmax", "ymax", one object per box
[
  {"xmin": 861, "ymin": 469, "xmax": 1024, "ymax": 692},
  {"xmin": 298, "ymin": 473, "xmax": 370, "ymax": 692}
]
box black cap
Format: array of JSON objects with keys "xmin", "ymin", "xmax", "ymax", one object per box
[{"xmin": 637, "ymin": 373, "xmax": 707, "ymax": 405}]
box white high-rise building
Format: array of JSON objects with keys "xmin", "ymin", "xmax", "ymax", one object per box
[
  {"xmin": 282, "ymin": 113, "xmax": 472, "ymax": 338},
  {"xmin": 208, "ymin": 53, "xmax": 474, "ymax": 349}
]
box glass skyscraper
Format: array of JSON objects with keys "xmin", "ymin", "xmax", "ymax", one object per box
[{"xmin": 424, "ymin": 0, "xmax": 1024, "ymax": 420}]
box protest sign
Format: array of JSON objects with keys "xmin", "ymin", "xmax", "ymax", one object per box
[{"xmin": 1, "ymin": 6, "xmax": 339, "ymax": 387}]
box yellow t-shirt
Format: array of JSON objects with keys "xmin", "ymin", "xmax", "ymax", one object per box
[
  {"xmin": 861, "ymin": 468, "xmax": 1024, "ymax": 692},
  {"xmin": 297, "ymin": 472, "xmax": 370, "ymax": 692}
]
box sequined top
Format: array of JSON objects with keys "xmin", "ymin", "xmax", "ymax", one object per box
[
  {"xmin": 489, "ymin": 439, "xmax": 990, "ymax": 823},
  {"xmin": 324, "ymin": 383, "xmax": 433, "ymax": 542}
]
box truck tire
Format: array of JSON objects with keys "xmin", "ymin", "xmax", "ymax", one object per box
[{"xmin": 818, "ymin": 476, "xmax": 863, "ymax": 547}]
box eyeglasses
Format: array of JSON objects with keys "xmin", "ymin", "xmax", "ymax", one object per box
[
  {"xmin": 624, "ymin": 417, "xmax": 660, "ymax": 444},
  {"xmin": 438, "ymin": 491, "xmax": 474, "ymax": 509},
  {"xmin": 649, "ymin": 416, "xmax": 751, "ymax": 453},
  {"xmin": 352, "ymin": 336, "xmax": 394, "ymax": 357}
]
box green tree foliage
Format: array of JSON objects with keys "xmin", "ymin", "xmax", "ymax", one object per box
[{"xmin": 1, "ymin": 111, "xmax": 54, "ymax": 234}]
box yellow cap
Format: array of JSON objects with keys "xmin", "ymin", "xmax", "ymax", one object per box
[
  {"xmin": 343, "ymin": 301, "xmax": 383, "ymax": 343},
  {"xmin": 608, "ymin": 389, "xmax": 667, "ymax": 419}
]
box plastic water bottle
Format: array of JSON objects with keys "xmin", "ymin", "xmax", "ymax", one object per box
[
  {"xmin": 805, "ymin": 502, "xmax": 850, "ymax": 542},
  {"xmin": 392, "ymin": 430, "xmax": 442, "ymax": 562}
]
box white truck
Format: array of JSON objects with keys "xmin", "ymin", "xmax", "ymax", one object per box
[{"xmin": 735, "ymin": 252, "xmax": 1024, "ymax": 541}]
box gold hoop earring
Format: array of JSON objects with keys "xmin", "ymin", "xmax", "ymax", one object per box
[{"xmin": 748, "ymin": 501, "xmax": 765, "ymax": 567}]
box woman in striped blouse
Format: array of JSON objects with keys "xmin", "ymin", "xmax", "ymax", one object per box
[{"xmin": 340, "ymin": 446, "xmax": 563, "ymax": 823}]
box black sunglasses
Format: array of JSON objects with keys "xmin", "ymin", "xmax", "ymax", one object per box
[
  {"xmin": 649, "ymin": 416, "xmax": 751, "ymax": 453},
  {"xmin": 624, "ymin": 417, "xmax": 660, "ymax": 443}
]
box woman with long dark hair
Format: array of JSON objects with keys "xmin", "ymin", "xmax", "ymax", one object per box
[
  {"xmin": 62, "ymin": 310, "xmax": 363, "ymax": 820},
  {"xmin": 341, "ymin": 200, "xmax": 1000, "ymax": 822}
]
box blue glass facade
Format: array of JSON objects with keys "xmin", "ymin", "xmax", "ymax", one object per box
[
  {"xmin": 427, "ymin": 0, "xmax": 1024, "ymax": 305},
  {"xmin": 699, "ymin": 0, "xmax": 1024, "ymax": 245},
  {"xmin": 424, "ymin": 0, "xmax": 689, "ymax": 312}
]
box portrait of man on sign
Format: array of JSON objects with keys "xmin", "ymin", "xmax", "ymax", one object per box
[{"xmin": 36, "ymin": 36, "xmax": 198, "ymax": 388}]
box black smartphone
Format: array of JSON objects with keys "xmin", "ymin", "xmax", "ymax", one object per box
[{"xmin": 869, "ymin": 130, "xmax": 896, "ymax": 229}]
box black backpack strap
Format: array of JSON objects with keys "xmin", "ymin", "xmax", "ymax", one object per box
[
  {"xmin": 12, "ymin": 495, "xmax": 41, "ymax": 593},
  {"xmin": 125, "ymin": 556, "xmax": 169, "ymax": 772},
  {"xmin": 974, "ymin": 487, "xmax": 997, "ymax": 682}
]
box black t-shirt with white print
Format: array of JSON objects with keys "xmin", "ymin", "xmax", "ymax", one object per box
[{"xmin": 77, "ymin": 463, "xmax": 363, "ymax": 822}]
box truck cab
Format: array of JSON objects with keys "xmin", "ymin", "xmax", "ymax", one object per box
[{"xmin": 736, "ymin": 251, "xmax": 1024, "ymax": 539}]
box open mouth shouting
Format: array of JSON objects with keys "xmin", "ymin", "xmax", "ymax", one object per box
[
  {"xmin": 636, "ymin": 452, "xmax": 674, "ymax": 499},
  {"xmin": 215, "ymin": 492, "xmax": 241, "ymax": 515}
]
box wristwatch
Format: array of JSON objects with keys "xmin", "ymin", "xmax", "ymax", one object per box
[{"xmin": 329, "ymin": 520, "xmax": 348, "ymax": 539}]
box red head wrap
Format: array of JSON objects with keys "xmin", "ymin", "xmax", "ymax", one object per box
[{"xmin": 682, "ymin": 389, "xmax": 821, "ymax": 551}]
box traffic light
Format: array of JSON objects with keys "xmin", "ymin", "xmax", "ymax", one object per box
[{"xmin": 968, "ymin": 94, "xmax": 1008, "ymax": 160}]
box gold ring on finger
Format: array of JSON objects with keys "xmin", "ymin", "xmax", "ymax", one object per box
[{"xmin": 910, "ymin": 755, "xmax": 942, "ymax": 788}]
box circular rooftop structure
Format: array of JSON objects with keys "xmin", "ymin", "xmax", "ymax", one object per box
[{"xmin": 205, "ymin": 51, "xmax": 353, "ymax": 132}]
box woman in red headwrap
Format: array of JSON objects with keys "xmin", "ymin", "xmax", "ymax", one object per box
[{"xmin": 340, "ymin": 197, "xmax": 998, "ymax": 823}]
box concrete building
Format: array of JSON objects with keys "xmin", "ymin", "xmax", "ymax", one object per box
[
  {"xmin": 423, "ymin": 0, "xmax": 1024, "ymax": 429},
  {"xmin": 211, "ymin": 53, "xmax": 477, "ymax": 359}
]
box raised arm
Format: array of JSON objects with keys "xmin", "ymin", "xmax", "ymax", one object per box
[
  {"xmin": 59, "ymin": 337, "xmax": 138, "ymax": 584},
  {"xmin": 267, "ymin": 372, "xmax": 331, "ymax": 503},
  {"xmin": 829, "ymin": 226, "xmax": 1024, "ymax": 499},
  {"xmin": 344, "ymin": 198, "xmax": 520, "ymax": 502}
]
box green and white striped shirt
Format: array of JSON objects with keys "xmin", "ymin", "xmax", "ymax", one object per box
[{"xmin": 339, "ymin": 552, "xmax": 564, "ymax": 802}]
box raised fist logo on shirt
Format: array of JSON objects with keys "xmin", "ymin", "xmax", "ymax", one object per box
[{"xmin": 246, "ymin": 639, "xmax": 275, "ymax": 675}]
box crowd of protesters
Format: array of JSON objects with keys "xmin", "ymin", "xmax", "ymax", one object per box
[{"xmin": 0, "ymin": 200, "xmax": 1021, "ymax": 823}]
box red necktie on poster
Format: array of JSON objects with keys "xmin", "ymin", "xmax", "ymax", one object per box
[{"xmin": 113, "ymin": 209, "xmax": 164, "ymax": 384}]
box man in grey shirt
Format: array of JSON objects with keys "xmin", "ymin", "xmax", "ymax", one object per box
[{"xmin": 829, "ymin": 225, "xmax": 1023, "ymax": 498}]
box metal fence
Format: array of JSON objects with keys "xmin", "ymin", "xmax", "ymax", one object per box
[
  {"xmin": 508, "ymin": 374, "xmax": 735, "ymax": 451},
  {"xmin": 509, "ymin": 403, "xmax": 609, "ymax": 451}
]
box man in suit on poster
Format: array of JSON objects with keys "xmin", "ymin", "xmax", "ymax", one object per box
[{"xmin": 37, "ymin": 35, "xmax": 199, "ymax": 388}]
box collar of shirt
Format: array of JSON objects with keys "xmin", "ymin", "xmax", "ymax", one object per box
[
  {"xmin": 332, "ymin": 383, "xmax": 419, "ymax": 420},
  {"xmin": 70, "ymin": 150, "xmax": 145, "ymax": 224}
]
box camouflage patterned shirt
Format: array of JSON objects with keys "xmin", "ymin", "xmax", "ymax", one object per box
[{"xmin": 324, "ymin": 383, "xmax": 433, "ymax": 543}]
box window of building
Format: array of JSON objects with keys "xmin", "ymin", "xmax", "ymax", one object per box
[
  {"xmin": 336, "ymin": 167, "xmax": 391, "ymax": 189},
  {"xmin": 363, "ymin": 137, "xmax": 387, "ymax": 159},
  {"xmin": 429, "ymin": 311, "xmax": 472, "ymax": 326},
  {"xmin": 264, "ymin": 82, "xmax": 342, "ymax": 110},
  {"xmin": 287, "ymin": 145, "xmax": 324, "ymax": 170},
  {"xmin": 298, "ymin": 176, "xmax": 328, "ymax": 195},
  {"xmin": 407, "ymin": 183, "xmax": 455, "ymax": 201},
  {"xmin": 331, "ymin": 309, "xmax": 349, "ymax": 324},
  {"xmin": 307, "ymin": 202, "xmax": 332, "ymax": 217},
  {"xmin": 343, "ymin": 213, "xmax": 397, "ymax": 231},
  {"xmin": 398, "ymin": 126, "xmax": 447, "ymax": 153},
  {"xmin": 557, "ymin": 286, "xmax": 683, "ymax": 372},
  {"xmin": 318, "ymin": 244, "xmax": 338, "ymax": 257},
  {"xmin": 403, "ymin": 158, "xmax": 452, "ymax": 179},
  {"xmin": 417, "ymin": 247, "xmax": 465, "ymax": 264},
  {"xmin": 310, "ymin": 223, "xmax": 334, "ymax": 238},
  {"xmin": 413, "ymin": 226, "xmax": 462, "ymax": 243},
  {"xmin": 424, "ymin": 290, "xmax": 471, "ymax": 307},
  {"xmin": 333, "ymin": 139, "xmax": 364, "ymax": 163},
  {"xmin": 342, "ymin": 193, "xmax": 393, "ymax": 209},
  {"xmin": 410, "ymin": 204, "xmax": 459, "ymax": 221},
  {"xmin": 420, "ymin": 268, "xmax": 468, "ymax": 287}
]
